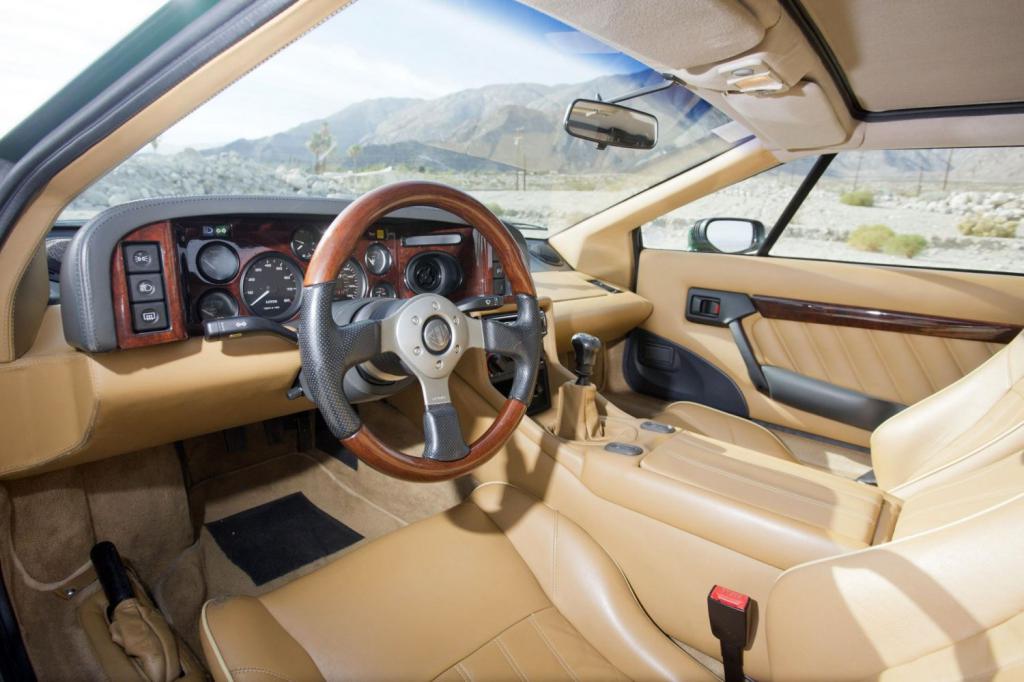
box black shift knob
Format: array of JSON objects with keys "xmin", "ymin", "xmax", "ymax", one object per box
[{"xmin": 571, "ymin": 332, "xmax": 602, "ymax": 385}]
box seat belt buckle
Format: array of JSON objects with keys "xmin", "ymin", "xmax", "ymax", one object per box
[{"xmin": 708, "ymin": 585, "xmax": 756, "ymax": 682}]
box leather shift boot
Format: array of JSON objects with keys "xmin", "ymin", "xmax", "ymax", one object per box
[
  {"xmin": 554, "ymin": 382, "xmax": 603, "ymax": 441},
  {"xmin": 109, "ymin": 598, "xmax": 181, "ymax": 682}
]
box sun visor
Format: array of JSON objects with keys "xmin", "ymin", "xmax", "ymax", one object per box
[
  {"xmin": 723, "ymin": 81, "xmax": 849, "ymax": 149},
  {"xmin": 521, "ymin": 0, "xmax": 780, "ymax": 70}
]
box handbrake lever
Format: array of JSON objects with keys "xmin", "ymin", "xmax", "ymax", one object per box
[{"xmin": 203, "ymin": 316, "xmax": 298, "ymax": 343}]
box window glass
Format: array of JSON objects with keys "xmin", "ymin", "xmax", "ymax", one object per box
[
  {"xmin": 771, "ymin": 148, "xmax": 1024, "ymax": 274},
  {"xmin": 0, "ymin": 0, "xmax": 165, "ymax": 137},
  {"xmin": 640, "ymin": 160, "xmax": 812, "ymax": 250},
  {"xmin": 59, "ymin": 0, "xmax": 745, "ymax": 237}
]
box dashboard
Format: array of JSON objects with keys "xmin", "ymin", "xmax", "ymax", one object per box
[{"xmin": 103, "ymin": 211, "xmax": 504, "ymax": 349}]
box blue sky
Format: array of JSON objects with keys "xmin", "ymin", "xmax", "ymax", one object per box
[
  {"xmin": 158, "ymin": 0, "xmax": 648, "ymax": 148},
  {"xmin": 2, "ymin": 0, "xmax": 648, "ymax": 146}
]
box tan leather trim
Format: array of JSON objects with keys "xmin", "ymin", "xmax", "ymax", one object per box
[
  {"xmin": 654, "ymin": 401, "xmax": 796, "ymax": 462},
  {"xmin": 201, "ymin": 597, "xmax": 323, "ymax": 682},
  {"xmin": 637, "ymin": 250, "xmax": 1024, "ymax": 445},
  {"xmin": 471, "ymin": 482, "xmax": 715, "ymax": 681},
  {"xmin": 533, "ymin": 271, "xmax": 653, "ymax": 352},
  {"xmin": 200, "ymin": 601, "xmax": 232, "ymax": 682},
  {"xmin": 549, "ymin": 139, "xmax": 778, "ymax": 288},
  {"xmin": 582, "ymin": 434, "xmax": 884, "ymax": 569},
  {"xmin": 768, "ymin": 493, "xmax": 1024, "ymax": 680}
]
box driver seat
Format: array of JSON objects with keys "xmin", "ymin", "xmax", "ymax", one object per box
[{"xmin": 200, "ymin": 482, "xmax": 716, "ymax": 681}]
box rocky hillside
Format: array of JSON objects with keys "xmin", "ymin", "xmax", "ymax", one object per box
[{"xmin": 201, "ymin": 72, "xmax": 726, "ymax": 174}]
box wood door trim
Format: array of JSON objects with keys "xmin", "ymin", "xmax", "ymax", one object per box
[{"xmin": 751, "ymin": 295, "xmax": 1021, "ymax": 344}]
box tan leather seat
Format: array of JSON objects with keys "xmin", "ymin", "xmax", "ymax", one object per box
[
  {"xmin": 653, "ymin": 401, "xmax": 797, "ymax": 462},
  {"xmin": 201, "ymin": 483, "xmax": 715, "ymax": 682},
  {"xmin": 654, "ymin": 331, "xmax": 1024, "ymax": 492}
]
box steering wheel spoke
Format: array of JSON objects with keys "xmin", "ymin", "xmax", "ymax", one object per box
[
  {"xmin": 420, "ymin": 377, "xmax": 470, "ymax": 461},
  {"xmin": 481, "ymin": 294, "xmax": 543, "ymax": 403}
]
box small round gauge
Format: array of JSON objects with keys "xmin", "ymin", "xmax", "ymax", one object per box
[
  {"xmin": 241, "ymin": 253, "xmax": 303, "ymax": 320},
  {"xmin": 197, "ymin": 289, "xmax": 239, "ymax": 321},
  {"xmin": 364, "ymin": 242, "xmax": 392, "ymax": 275},
  {"xmin": 196, "ymin": 242, "xmax": 239, "ymax": 283},
  {"xmin": 290, "ymin": 227, "xmax": 320, "ymax": 261},
  {"xmin": 333, "ymin": 259, "xmax": 368, "ymax": 301},
  {"xmin": 370, "ymin": 282, "xmax": 396, "ymax": 298}
]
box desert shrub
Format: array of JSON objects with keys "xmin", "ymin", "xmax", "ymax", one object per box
[
  {"xmin": 847, "ymin": 224, "xmax": 895, "ymax": 252},
  {"xmin": 882, "ymin": 233, "xmax": 928, "ymax": 258},
  {"xmin": 485, "ymin": 202, "xmax": 504, "ymax": 215},
  {"xmin": 958, "ymin": 214, "xmax": 1017, "ymax": 238},
  {"xmin": 840, "ymin": 189, "xmax": 874, "ymax": 207}
]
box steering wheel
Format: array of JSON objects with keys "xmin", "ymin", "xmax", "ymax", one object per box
[{"xmin": 299, "ymin": 181, "xmax": 541, "ymax": 481}]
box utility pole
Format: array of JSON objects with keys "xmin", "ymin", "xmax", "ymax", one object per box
[{"xmin": 942, "ymin": 148, "xmax": 955, "ymax": 191}]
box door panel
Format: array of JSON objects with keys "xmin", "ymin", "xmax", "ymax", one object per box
[
  {"xmin": 635, "ymin": 250, "xmax": 1024, "ymax": 446},
  {"xmin": 746, "ymin": 316, "xmax": 1001, "ymax": 407}
]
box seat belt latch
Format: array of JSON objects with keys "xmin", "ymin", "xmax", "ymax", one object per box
[{"xmin": 708, "ymin": 585, "xmax": 756, "ymax": 682}]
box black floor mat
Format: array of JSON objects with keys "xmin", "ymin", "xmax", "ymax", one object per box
[{"xmin": 206, "ymin": 492, "xmax": 363, "ymax": 585}]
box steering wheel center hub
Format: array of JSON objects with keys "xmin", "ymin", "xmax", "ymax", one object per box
[{"xmin": 422, "ymin": 316, "xmax": 453, "ymax": 354}]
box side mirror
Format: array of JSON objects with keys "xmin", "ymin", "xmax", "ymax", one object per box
[
  {"xmin": 689, "ymin": 218, "xmax": 765, "ymax": 254},
  {"xmin": 563, "ymin": 99, "xmax": 657, "ymax": 150}
]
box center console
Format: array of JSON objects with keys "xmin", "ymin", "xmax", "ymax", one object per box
[{"xmin": 528, "ymin": 331, "xmax": 900, "ymax": 571}]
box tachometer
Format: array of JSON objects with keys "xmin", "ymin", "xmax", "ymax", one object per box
[
  {"xmin": 241, "ymin": 253, "xmax": 302, "ymax": 320},
  {"xmin": 333, "ymin": 259, "xmax": 368, "ymax": 300}
]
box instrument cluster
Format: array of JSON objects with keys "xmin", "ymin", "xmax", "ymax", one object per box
[{"xmin": 172, "ymin": 216, "xmax": 496, "ymax": 331}]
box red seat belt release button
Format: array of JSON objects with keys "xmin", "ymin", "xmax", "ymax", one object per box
[{"xmin": 708, "ymin": 585, "xmax": 756, "ymax": 682}]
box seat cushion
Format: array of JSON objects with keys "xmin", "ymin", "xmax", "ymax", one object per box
[
  {"xmin": 655, "ymin": 401, "xmax": 797, "ymax": 462},
  {"xmin": 201, "ymin": 483, "xmax": 714, "ymax": 681}
]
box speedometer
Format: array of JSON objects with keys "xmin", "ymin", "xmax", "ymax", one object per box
[
  {"xmin": 241, "ymin": 253, "xmax": 302, "ymax": 320},
  {"xmin": 333, "ymin": 259, "xmax": 368, "ymax": 300}
]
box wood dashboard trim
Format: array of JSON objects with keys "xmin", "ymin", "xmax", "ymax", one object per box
[
  {"xmin": 752, "ymin": 294, "xmax": 1022, "ymax": 344},
  {"xmin": 111, "ymin": 221, "xmax": 188, "ymax": 349}
]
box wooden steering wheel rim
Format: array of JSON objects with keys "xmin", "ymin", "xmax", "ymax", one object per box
[{"xmin": 304, "ymin": 181, "xmax": 537, "ymax": 482}]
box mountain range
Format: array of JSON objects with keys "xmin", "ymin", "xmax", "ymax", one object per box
[
  {"xmin": 204, "ymin": 72, "xmax": 732, "ymax": 174},
  {"xmin": 203, "ymin": 74, "xmax": 1024, "ymax": 184}
]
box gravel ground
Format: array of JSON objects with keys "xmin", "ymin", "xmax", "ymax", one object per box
[{"xmin": 63, "ymin": 152, "xmax": 1023, "ymax": 273}]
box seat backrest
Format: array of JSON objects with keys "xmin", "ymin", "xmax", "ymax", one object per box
[
  {"xmin": 871, "ymin": 330, "xmax": 1024, "ymax": 496},
  {"xmin": 767, "ymin": 474, "xmax": 1024, "ymax": 680}
]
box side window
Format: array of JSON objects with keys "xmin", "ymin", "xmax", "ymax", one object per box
[
  {"xmin": 771, "ymin": 147, "xmax": 1024, "ymax": 274},
  {"xmin": 640, "ymin": 160, "xmax": 812, "ymax": 251}
]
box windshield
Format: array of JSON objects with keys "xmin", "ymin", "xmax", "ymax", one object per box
[
  {"xmin": 0, "ymin": 0, "xmax": 166, "ymax": 137},
  {"xmin": 60, "ymin": 0, "xmax": 745, "ymax": 235}
]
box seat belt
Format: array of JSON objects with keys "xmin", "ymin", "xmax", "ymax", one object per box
[{"xmin": 707, "ymin": 585, "xmax": 756, "ymax": 682}]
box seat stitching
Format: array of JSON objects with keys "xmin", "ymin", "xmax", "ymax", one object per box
[
  {"xmin": 833, "ymin": 327, "xmax": 867, "ymax": 394},
  {"xmin": 454, "ymin": 662, "xmax": 473, "ymax": 682},
  {"xmin": 941, "ymin": 336, "xmax": 968, "ymax": 377},
  {"xmin": 494, "ymin": 636, "xmax": 529, "ymax": 682},
  {"xmin": 230, "ymin": 667, "xmax": 295, "ymax": 682},
  {"xmin": 528, "ymin": 613, "xmax": 580, "ymax": 682},
  {"xmin": 903, "ymin": 334, "xmax": 937, "ymax": 395},
  {"xmin": 866, "ymin": 330, "xmax": 905, "ymax": 404},
  {"xmin": 801, "ymin": 322, "xmax": 833, "ymax": 384},
  {"xmin": 551, "ymin": 513, "xmax": 559, "ymax": 600}
]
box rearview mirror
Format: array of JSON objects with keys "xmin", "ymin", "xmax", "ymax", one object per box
[
  {"xmin": 689, "ymin": 218, "xmax": 765, "ymax": 254},
  {"xmin": 563, "ymin": 99, "xmax": 658, "ymax": 150}
]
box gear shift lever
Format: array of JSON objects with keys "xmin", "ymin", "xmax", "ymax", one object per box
[
  {"xmin": 554, "ymin": 332, "xmax": 603, "ymax": 440},
  {"xmin": 571, "ymin": 332, "xmax": 602, "ymax": 386}
]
